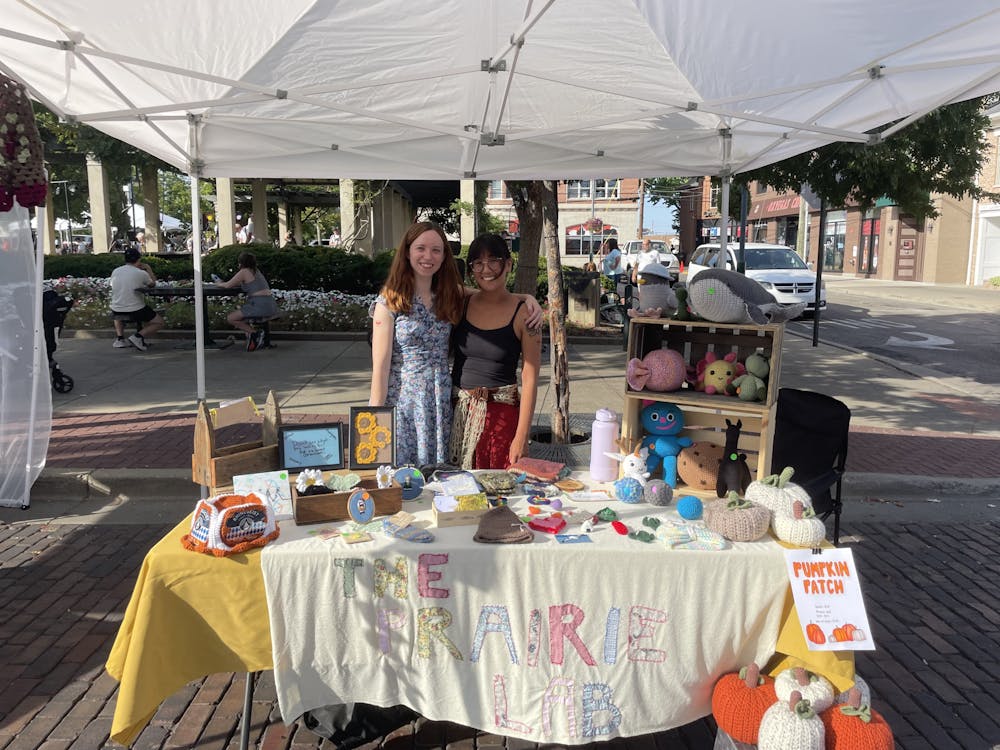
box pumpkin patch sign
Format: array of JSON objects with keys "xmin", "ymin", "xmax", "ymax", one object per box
[{"xmin": 784, "ymin": 548, "xmax": 875, "ymax": 652}]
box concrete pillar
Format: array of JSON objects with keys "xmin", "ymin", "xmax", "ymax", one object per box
[
  {"xmin": 277, "ymin": 201, "xmax": 289, "ymax": 245},
  {"xmin": 341, "ymin": 179, "xmax": 372, "ymax": 255},
  {"xmin": 251, "ymin": 179, "xmax": 268, "ymax": 243},
  {"xmin": 460, "ymin": 179, "xmax": 476, "ymax": 247},
  {"xmin": 140, "ymin": 164, "xmax": 162, "ymax": 253},
  {"xmin": 292, "ymin": 206, "xmax": 303, "ymax": 245},
  {"xmin": 215, "ymin": 178, "xmax": 236, "ymax": 246},
  {"xmin": 36, "ymin": 202, "xmax": 56, "ymax": 255},
  {"xmin": 392, "ymin": 192, "xmax": 409, "ymax": 249},
  {"xmin": 372, "ymin": 190, "xmax": 391, "ymax": 252},
  {"xmin": 86, "ymin": 155, "xmax": 113, "ymax": 254}
]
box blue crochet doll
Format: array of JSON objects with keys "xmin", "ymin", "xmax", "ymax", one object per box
[{"xmin": 639, "ymin": 402, "xmax": 693, "ymax": 487}]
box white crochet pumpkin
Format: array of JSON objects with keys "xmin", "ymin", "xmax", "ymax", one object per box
[
  {"xmin": 772, "ymin": 500, "xmax": 827, "ymax": 547},
  {"xmin": 834, "ymin": 675, "xmax": 872, "ymax": 706},
  {"xmin": 745, "ymin": 466, "xmax": 812, "ymax": 517},
  {"xmin": 758, "ymin": 690, "xmax": 825, "ymax": 750},
  {"xmin": 774, "ymin": 667, "xmax": 835, "ymax": 713}
]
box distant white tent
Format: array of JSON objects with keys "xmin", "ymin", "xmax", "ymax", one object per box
[{"xmin": 126, "ymin": 205, "xmax": 184, "ymax": 232}]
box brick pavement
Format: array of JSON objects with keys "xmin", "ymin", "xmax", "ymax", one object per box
[
  {"xmin": 45, "ymin": 411, "xmax": 1000, "ymax": 479},
  {"xmin": 1, "ymin": 519, "xmax": 997, "ymax": 749}
]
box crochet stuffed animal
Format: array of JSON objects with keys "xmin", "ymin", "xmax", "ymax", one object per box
[
  {"xmin": 626, "ymin": 347, "xmax": 686, "ymax": 392},
  {"xmin": 716, "ymin": 418, "xmax": 752, "ymax": 497},
  {"xmin": 691, "ymin": 351, "xmax": 744, "ymax": 395},
  {"xmin": 638, "ymin": 402, "xmax": 692, "ymax": 487},
  {"xmin": 730, "ymin": 351, "xmax": 771, "ymax": 401},
  {"xmin": 604, "ymin": 443, "xmax": 651, "ymax": 486},
  {"xmin": 687, "ymin": 269, "xmax": 805, "ymax": 324},
  {"xmin": 672, "ymin": 287, "xmax": 696, "ymax": 321},
  {"xmin": 627, "ymin": 263, "xmax": 678, "ymax": 318}
]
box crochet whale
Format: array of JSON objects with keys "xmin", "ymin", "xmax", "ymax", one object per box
[{"xmin": 686, "ymin": 269, "xmax": 805, "ymax": 325}]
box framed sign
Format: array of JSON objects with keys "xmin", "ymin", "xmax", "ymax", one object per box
[
  {"xmin": 349, "ymin": 406, "xmax": 396, "ymax": 470},
  {"xmin": 278, "ymin": 422, "xmax": 345, "ymax": 472}
]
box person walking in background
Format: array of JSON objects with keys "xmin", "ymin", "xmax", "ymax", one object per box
[
  {"xmin": 215, "ymin": 251, "xmax": 279, "ymax": 351},
  {"xmin": 450, "ymin": 234, "xmax": 541, "ymax": 469},
  {"xmin": 234, "ymin": 223, "xmax": 248, "ymax": 245},
  {"xmin": 601, "ymin": 237, "xmax": 622, "ymax": 286},
  {"xmin": 109, "ymin": 247, "xmax": 164, "ymax": 351},
  {"xmin": 631, "ymin": 237, "xmax": 660, "ymax": 283}
]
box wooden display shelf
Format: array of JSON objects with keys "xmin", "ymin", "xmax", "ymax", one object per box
[
  {"xmin": 292, "ymin": 478, "xmax": 402, "ymax": 525},
  {"xmin": 626, "ymin": 317, "xmax": 783, "ymax": 407},
  {"xmin": 622, "ymin": 318, "xmax": 784, "ymax": 491}
]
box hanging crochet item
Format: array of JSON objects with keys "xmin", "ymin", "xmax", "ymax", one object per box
[
  {"xmin": 181, "ymin": 493, "xmax": 279, "ymax": 557},
  {"xmin": 0, "ymin": 73, "xmax": 47, "ymax": 211}
]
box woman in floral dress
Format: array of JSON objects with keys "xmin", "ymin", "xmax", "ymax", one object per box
[{"xmin": 370, "ymin": 222, "xmax": 542, "ymax": 467}]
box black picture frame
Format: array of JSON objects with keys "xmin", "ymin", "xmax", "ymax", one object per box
[
  {"xmin": 349, "ymin": 406, "xmax": 396, "ymax": 470},
  {"xmin": 277, "ymin": 422, "xmax": 345, "ymax": 472}
]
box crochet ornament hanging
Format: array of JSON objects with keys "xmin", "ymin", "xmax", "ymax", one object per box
[{"xmin": 0, "ymin": 73, "xmax": 47, "ymax": 211}]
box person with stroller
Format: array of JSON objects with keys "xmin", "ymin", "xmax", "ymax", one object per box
[{"xmin": 109, "ymin": 247, "xmax": 164, "ymax": 351}]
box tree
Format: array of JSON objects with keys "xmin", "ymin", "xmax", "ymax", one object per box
[
  {"xmin": 644, "ymin": 177, "xmax": 695, "ymax": 232},
  {"xmin": 736, "ymin": 97, "xmax": 998, "ymax": 220},
  {"xmin": 506, "ymin": 180, "xmax": 570, "ymax": 443}
]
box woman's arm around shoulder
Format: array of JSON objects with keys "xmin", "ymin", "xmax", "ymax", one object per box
[
  {"xmin": 509, "ymin": 304, "xmax": 542, "ymax": 466},
  {"xmin": 369, "ymin": 300, "xmax": 395, "ymax": 407}
]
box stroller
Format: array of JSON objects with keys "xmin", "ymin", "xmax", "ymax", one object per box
[{"xmin": 42, "ymin": 289, "xmax": 74, "ymax": 393}]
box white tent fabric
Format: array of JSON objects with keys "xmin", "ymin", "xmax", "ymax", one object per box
[
  {"xmin": 2, "ymin": 0, "xmax": 1000, "ymax": 179},
  {"xmin": 0, "ymin": 202, "xmax": 51, "ymax": 508}
]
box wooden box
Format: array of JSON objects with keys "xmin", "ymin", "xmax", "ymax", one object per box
[
  {"xmin": 432, "ymin": 504, "xmax": 491, "ymax": 528},
  {"xmin": 192, "ymin": 391, "xmax": 281, "ymax": 495},
  {"xmin": 626, "ymin": 317, "xmax": 783, "ymax": 407},
  {"xmin": 293, "ymin": 478, "xmax": 402, "ymax": 525}
]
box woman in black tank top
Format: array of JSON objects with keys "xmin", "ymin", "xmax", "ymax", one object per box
[{"xmin": 449, "ymin": 234, "xmax": 542, "ymax": 469}]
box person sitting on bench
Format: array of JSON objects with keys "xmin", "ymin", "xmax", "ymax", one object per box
[
  {"xmin": 215, "ymin": 251, "xmax": 279, "ymax": 351},
  {"xmin": 109, "ymin": 247, "xmax": 164, "ymax": 351}
]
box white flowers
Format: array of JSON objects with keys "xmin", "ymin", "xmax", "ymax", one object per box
[{"xmin": 295, "ymin": 469, "xmax": 325, "ymax": 493}]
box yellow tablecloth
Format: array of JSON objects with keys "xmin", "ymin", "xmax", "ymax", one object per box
[{"xmin": 106, "ymin": 517, "xmax": 853, "ymax": 746}]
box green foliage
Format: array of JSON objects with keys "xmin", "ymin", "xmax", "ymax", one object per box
[
  {"xmin": 738, "ymin": 97, "xmax": 994, "ymax": 220},
  {"xmin": 987, "ymin": 276, "xmax": 1000, "ymax": 288},
  {"xmin": 645, "ymin": 177, "xmax": 694, "ymax": 231}
]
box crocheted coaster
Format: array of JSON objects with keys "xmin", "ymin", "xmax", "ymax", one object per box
[
  {"xmin": 655, "ymin": 520, "xmax": 730, "ymax": 550},
  {"xmin": 382, "ymin": 517, "xmax": 434, "ymax": 543}
]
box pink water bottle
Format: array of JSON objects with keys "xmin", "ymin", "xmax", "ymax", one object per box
[{"xmin": 590, "ymin": 408, "xmax": 620, "ymax": 482}]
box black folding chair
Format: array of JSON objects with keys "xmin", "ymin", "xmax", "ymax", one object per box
[{"xmin": 770, "ymin": 388, "xmax": 851, "ymax": 545}]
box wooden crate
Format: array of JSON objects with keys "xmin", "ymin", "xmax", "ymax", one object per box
[
  {"xmin": 432, "ymin": 504, "xmax": 491, "ymax": 528},
  {"xmin": 192, "ymin": 391, "xmax": 281, "ymax": 495},
  {"xmin": 626, "ymin": 317, "xmax": 783, "ymax": 407},
  {"xmin": 621, "ymin": 318, "xmax": 783, "ymax": 496},
  {"xmin": 293, "ymin": 478, "xmax": 403, "ymax": 525}
]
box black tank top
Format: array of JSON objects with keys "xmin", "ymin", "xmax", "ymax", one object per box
[{"xmin": 452, "ymin": 299, "xmax": 525, "ymax": 389}]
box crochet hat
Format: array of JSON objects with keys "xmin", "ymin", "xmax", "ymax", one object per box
[
  {"xmin": 473, "ymin": 505, "xmax": 534, "ymax": 544},
  {"xmin": 181, "ymin": 493, "xmax": 279, "ymax": 556}
]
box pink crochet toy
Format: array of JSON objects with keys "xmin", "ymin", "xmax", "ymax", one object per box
[
  {"xmin": 627, "ymin": 347, "xmax": 686, "ymax": 392},
  {"xmin": 689, "ymin": 352, "xmax": 744, "ymax": 395}
]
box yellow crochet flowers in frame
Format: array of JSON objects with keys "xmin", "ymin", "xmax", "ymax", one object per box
[{"xmin": 348, "ymin": 406, "xmax": 396, "ymax": 470}]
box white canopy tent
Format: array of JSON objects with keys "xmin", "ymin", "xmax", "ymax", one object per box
[{"xmin": 3, "ymin": 0, "xmax": 1000, "ymax": 509}]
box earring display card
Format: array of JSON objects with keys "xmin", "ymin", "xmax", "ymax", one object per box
[{"xmin": 349, "ymin": 407, "xmax": 396, "ymax": 470}]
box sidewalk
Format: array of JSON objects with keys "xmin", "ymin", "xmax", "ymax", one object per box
[{"xmin": 3, "ymin": 315, "xmax": 1000, "ymax": 749}]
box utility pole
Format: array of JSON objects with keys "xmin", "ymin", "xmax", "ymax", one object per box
[{"xmin": 637, "ymin": 178, "xmax": 645, "ymax": 238}]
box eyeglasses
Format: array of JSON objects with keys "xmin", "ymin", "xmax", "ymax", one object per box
[{"xmin": 469, "ymin": 257, "xmax": 506, "ymax": 273}]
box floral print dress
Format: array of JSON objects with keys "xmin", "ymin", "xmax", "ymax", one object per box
[{"xmin": 379, "ymin": 294, "xmax": 453, "ymax": 467}]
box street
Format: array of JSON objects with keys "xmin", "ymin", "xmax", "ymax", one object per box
[{"xmin": 786, "ymin": 278, "xmax": 1000, "ymax": 386}]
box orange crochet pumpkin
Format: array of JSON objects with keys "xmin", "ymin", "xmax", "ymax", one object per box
[
  {"xmin": 712, "ymin": 662, "xmax": 777, "ymax": 745},
  {"xmin": 820, "ymin": 687, "xmax": 894, "ymax": 749}
]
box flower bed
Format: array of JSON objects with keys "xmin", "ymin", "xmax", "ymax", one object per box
[{"xmin": 46, "ymin": 277, "xmax": 376, "ymax": 333}]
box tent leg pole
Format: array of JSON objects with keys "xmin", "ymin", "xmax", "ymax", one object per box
[{"xmin": 239, "ymin": 671, "xmax": 256, "ymax": 750}]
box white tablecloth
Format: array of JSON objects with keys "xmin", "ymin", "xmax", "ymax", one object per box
[{"xmin": 261, "ymin": 496, "xmax": 790, "ymax": 745}]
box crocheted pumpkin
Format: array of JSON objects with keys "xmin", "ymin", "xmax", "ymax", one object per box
[
  {"xmin": 711, "ymin": 662, "xmax": 776, "ymax": 745},
  {"xmin": 758, "ymin": 690, "xmax": 825, "ymax": 750},
  {"xmin": 745, "ymin": 466, "xmax": 812, "ymax": 517},
  {"xmin": 677, "ymin": 442, "xmax": 725, "ymax": 490},
  {"xmin": 704, "ymin": 492, "xmax": 771, "ymax": 542},
  {"xmin": 820, "ymin": 687, "xmax": 894, "ymax": 750},
  {"xmin": 774, "ymin": 667, "xmax": 835, "ymax": 714},
  {"xmin": 772, "ymin": 500, "xmax": 827, "ymax": 547},
  {"xmin": 834, "ymin": 676, "xmax": 871, "ymax": 706}
]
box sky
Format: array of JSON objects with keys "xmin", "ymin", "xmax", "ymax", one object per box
[{"xmin": 643, "ymin": 196, "xmax": 678, "ymax": 236}]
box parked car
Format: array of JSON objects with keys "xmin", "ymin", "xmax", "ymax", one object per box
[
  {"xmin": 687, "ymin": 242, "xmax": 827, "ymax": 315},
  {"xmin": 621, "ymin": 240, "xmax": 680, "ymax": 282}
]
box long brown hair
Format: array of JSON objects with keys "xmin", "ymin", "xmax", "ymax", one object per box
[{"xmin": 381, "ymin": 221, "xmax": 463, "ymax": 324}]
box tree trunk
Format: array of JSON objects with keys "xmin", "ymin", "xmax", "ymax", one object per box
[
  {"xmin": 505, "ymin": 181, "xmax": 541, "ymax": 295},
  {"xmin": 536, "ymin": 180, "xmax": 570, "ymax": 444}
]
